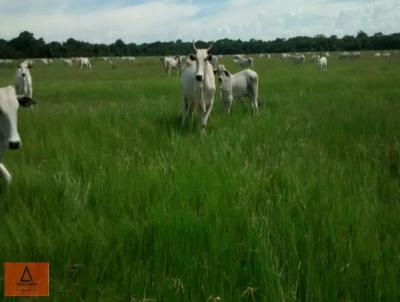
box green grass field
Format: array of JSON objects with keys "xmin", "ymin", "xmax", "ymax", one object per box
[{"xmin": 1, "ymin": 54, "xmax": 400, "ymax": 301}]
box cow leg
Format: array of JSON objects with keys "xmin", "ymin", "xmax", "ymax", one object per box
[
  {"xmin": 251, "ymin": 97, "xmax": 259, "ymax": 116},
  {"xmin": 227, "ymin": 98, "xmax": 233, "ymax": 115},
  {"xmin": 201, "ymin": 97, "xmax": 215, "ymax": 132},
  {"xmin": 0, "ymin": 163, "xmax": 12, "ymax": 184},
  {"xmin": 181, "ymin": 96, "xmax": 188, "ymax": 127}
]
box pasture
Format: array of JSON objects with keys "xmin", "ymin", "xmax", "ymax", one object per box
[{"xmin": 0, "ymin": 54, "xmax": 400, "ymax": 301}]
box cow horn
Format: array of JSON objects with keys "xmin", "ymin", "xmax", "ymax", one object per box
[
  {"xmin": 192, "ymin": 40, "xmax": 198, "ymax": 51},
  {"xmin": 207, "ymin": 42, "xmax": 214, "ymax": 52}
]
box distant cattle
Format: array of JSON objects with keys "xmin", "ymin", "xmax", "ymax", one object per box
[
  {"xmin": 292, "ymin": 54, "xmax": 305, "ymax": 64},
  {"xmin": 0, "ymin": 86, "xmax": 36, "ymax": 183},
  {"xmin": 339, "ymin": 51, "xmax": 361, "ymax": 59},
  {"xmin": 63, "ymin": 58, "xmax": 73, "ymax": 66},
  {"xmin": 233, "ymin": 57, "xmax": 254, "ymax": 68}
]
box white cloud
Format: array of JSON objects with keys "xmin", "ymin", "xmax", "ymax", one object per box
[{"xmin": 0, "ymin": 0, "xmax": 398, "ymax": 43}]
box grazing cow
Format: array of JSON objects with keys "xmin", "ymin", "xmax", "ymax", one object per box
[
  {"xmin": 164, "ymin": 56, "xmax": 181, "ymax": 77},
  {"xmin": 312, "ymin": 54, "xmax": 320, "ymax": 63},
  {"xmin": 339, "ymin": 52, "xmax": 350, "ymax": 59},
  {"xmin": 292, "ymin": 54, "xmax": 305, "ymax": 64},
  {"xmin": 318, "ymin": 56, "xmax": 328, "ymax": 72},
  {"xmin": 15, "ymin": 62, "xmax": 33, "ymax": 98},
  {"xmin": 374, "ymin": 52, "xmax": 382, "ymax": 58},
  {"xmin": 181, "ymin": 41, "xmax": 216, "ymax": 133},
  {"xmin": 233, "ymin": 57, "xmax": 254, "ymax": 68},
  {"xmin": 79, "ymin": 57, "xmax": 92, "ymax": 69},
  {"xmin": 0, "ymin": 86, "xmax": 36, "ymax": 183},
  {"xmin": 215, "ymin": 64, "xmax": 259, "ymax": 115},
  {"xmin": 382, "ymin": 52, "xmax": 391, "ymax": 58},
  {"xmin": 233, "ymin": 54, "xmax": 244, "ymax": 60},
  {"xmin": 340, "ymin": 52, "xmax": 361, "ymax": 59},
  {"xmin": 41, "ymin": 58, "xmax": 49, "ymax": 65}
]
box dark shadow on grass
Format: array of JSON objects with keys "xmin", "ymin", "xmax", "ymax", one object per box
[{"xmin": 153, "ymin": 113, "xmax": 200, "ymax": 137}]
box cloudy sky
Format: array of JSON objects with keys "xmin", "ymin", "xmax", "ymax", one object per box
[{"xmin": 0, "ymin": 0, "xmax": 399, "ymax": 43}]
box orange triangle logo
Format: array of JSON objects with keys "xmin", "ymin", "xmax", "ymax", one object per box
[{"xmin": 20, "ymin": 266, "xmax": 33, "ymax": 283}]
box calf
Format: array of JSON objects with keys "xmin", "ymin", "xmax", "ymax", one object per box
[
  {"xmin": 0, "ymin": 86, "xmax": 36, "ymax": 183},
  {"xmin": 215, "ymin": 64, "xmax": 259, "ymax": 115}
]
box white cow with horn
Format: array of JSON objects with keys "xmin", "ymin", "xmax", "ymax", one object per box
[
  {"xmin": 181, "ymin": 41, "xmax": 216, "ymax": 133},
  {"xmin": 15, "ymin": 62, "xmax": 33, "ymax": 98},
  {"xmin": 0, "ymin": 86, "xmax": 36, "ymax": 183}
]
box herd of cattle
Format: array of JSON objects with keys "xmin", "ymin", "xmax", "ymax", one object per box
[{"xmin": 0, "ymin": 46, "xmax": 397, "ymax": 183}]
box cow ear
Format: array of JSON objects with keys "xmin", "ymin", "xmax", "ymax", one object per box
[
  {"xmin": 207, "ymin": 54, "xmax": 213, "ymax": 61},
  {"xmin": 189, "ymin": 54, "xmax": 196, "ymax": 61},
  {"xmin": 17, "ymin": 97, "xmax": 37, "ymax": 108},
  {"xmin": 224, "ymin": 70, "xmax": 230, "ymax": 77}
]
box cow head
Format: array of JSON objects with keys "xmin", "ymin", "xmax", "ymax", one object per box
[
  {"xmin": 214, "ymin": 64, "xmax": 231, "ymax": 83},
  {"xmin": 17, "ymin": 62, "xmax": 31, "ymax": 78},
  {"xmin": 190, "ymin": 40, "xmax": 214, "ymax": 82},
  {"xmin": 0, "ymin": 91, "xmax": 36, "ymax": 151}
]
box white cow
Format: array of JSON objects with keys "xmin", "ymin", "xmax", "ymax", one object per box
[
  {"xmin": 0, "ymin": 86, "xmax": 36, "ymax": 183},
  {"xmin": 15, "ymin": 62, "xmax": 33, "ymax": 98},
  {"xmin": 215, "ymin": 64, "xmax": 259, "ymax": 115},
  {"xmin": 382, "ymin": 52, "xmax": 391, "ymax": 58},
  {"xmin": 318, "ymin": 56, "xmax": 328, "ymax": 72},
  {"xmin": 164, "ymin": 56, "xmax": 181, "ymax": 77},
  {"xmin": 79, "ymin": 57, "xmax": 92, "ymax": 69},
  {"xmin": 181, "ymin": 41, "xmax": 216, "ymax": 132}
]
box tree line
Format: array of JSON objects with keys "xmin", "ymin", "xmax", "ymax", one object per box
[{"xmin": 0, "ymin": 31, "xmax": 399, "ymax": 59}]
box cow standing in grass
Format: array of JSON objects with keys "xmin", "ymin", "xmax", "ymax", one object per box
[
  {"xmin": 318, "ymin": 56, "xmax": 328, "ymax": 72},
  {"xmin": 181, "ymin": 41, "xmax": 216, "ymax": 133},
  {"xmin": 215, "ymin": 64, "xmax": 259, "ymax": 115},
  {"xmin": 15, "ymin": 62, "xmax": 33, "ymax": 98},
  {"xmin": 0, "ymin": 86, "xmax": 36, "ymax": 183},
  {"xmin": 164, "ymin": 56, "xmax": 181, "ymax": 77},
  {"xmin": 79, "ymin": 57, "xmax": 92, "ymax": 69}
]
